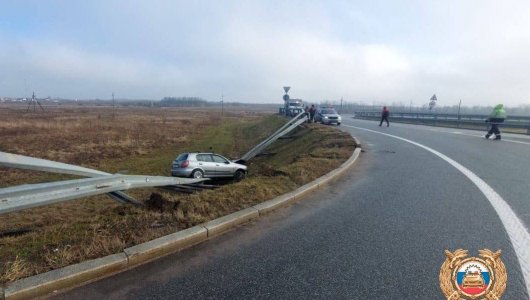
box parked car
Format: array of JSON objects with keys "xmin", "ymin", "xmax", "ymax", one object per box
[
  {"xmin": 314, "ymin": 107, "xmax": 342, "ymax": 125},
  {"xmin": 171, "ymin": 152, "xmax": 247, "ymax": 181}
]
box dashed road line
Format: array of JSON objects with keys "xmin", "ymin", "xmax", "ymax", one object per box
[{"xmin": 343, "ymin": 124, "xmax": 530, "ymax": 296}]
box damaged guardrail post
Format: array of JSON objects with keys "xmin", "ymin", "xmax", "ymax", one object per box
[{"xmin": 237, "ymin": 112, "xmax": 309, "ymax": 163}]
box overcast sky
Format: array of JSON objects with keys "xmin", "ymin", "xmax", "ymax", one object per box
[{"xmin": 1, "ymin": 0, "xmax": 530, "ymax": 106}]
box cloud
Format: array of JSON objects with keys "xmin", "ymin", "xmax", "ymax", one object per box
[
  {"xmin": 215, "ymin": 14, "xmax": 415, "ymax": 102},
  {"xmin": 1, "ymin": 0, "xmax": 530, "ymax": 106},
  {"xmin": 0, "ymin": 38, "xmax": 192, "ymax": 98}
]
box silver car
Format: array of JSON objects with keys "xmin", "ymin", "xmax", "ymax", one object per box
[
  {"xmin": 171, "ymin": 153, "xmax": 247, "ymax": 181},
  {"xmin": 314, "ymin": 107, "xmax": 342, "ymax": 125}
]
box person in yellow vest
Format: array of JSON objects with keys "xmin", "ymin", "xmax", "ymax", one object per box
[{"xmin": 485, "ymin": 104, "xmax": 507, "ymax": 140}]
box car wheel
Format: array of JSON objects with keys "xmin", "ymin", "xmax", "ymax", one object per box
[
  {"xmin": 234, "ymin": 170, "xmax": 245, "ymax": 182},
  {"xmin": 337, "ymin": 122, "xmax": 341, "ymax": 126},
  {"xmin": 191, "ymin": 169, "xmax": 204, "ymax": 179}
]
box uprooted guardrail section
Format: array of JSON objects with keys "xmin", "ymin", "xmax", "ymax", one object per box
[
  {"xmin": 0, "ymin": 151, "xmax": 205, "ymax": 215},
  {"xmin": 237, "ymin": 111, "xmax": 308, "ymax": 163}
]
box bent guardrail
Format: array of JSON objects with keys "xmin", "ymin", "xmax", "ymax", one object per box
[
  {"xmin": 0, "ymin": 152, "xmax": 110, "ymax": 177},
  {"xmin": 238, "ymin": 112, "xmax": 308, "ymax": 163},
  {"xmin": 0, "ymin": 151, "xmax": 142, "ymax": 205},
  {"xmin": 0, "ymin": 175, "xmax": 205, "ymax": 215},
  {"xmin": 0, "ymin": 151, "xmax": 205, "ymax": 214}
]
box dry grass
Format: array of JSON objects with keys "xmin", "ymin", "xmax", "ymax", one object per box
[
  {"xmin": 0, "ymin": 105, "xmax": 237, "ymax": 187},
  {"xmin": 0, "ymin": 104, "xmax": 354, "ymax": 283}
]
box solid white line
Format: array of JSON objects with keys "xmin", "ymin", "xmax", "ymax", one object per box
[{"xmin": 343, "ymin": 124, "xmax": 530, "ymax": 295}]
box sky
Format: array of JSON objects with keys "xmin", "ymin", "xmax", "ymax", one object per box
[{"xmin": 1, "ymin": 0, "xmax": 530, "ymax": 106}]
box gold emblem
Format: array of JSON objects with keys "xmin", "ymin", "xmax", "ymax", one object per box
[{"xmin": 440, "ymin": 249, "xmax": 507, "ymax": 300}]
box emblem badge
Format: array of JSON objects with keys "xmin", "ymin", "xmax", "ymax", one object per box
[{"xmin": 440, "ymin": 249, "xmax": 507, "ymax": 300}]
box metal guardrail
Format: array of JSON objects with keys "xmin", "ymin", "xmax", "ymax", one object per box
[
  {"xmin": 0, "ymin": 151, "xmax": 110, "ymax": 177},
  {"xmin": 238, "ymin": 112, "xmax": 309, "ymax": 162},
  {"xmin": 0, "ymin": 151, "xmax": 141, "ymax": 205},
  {"xmin": 0, "ymin": 151, "xmax": 205, "ymax": 214},
  {"xmin": 0, "ymin": 175, "xmax": 205, "ymax": 214},
  {"xmin": 354, "ymin": 111, "xmax": 530, "ymax": 134}
]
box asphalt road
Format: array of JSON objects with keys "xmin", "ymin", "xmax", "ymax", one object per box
[{"xmin": 53, "ymin": 118, "xmax": 530, "ymax": 299}]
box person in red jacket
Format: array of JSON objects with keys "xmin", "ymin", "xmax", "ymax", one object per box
[{"xmin": 379, "ymin": 106, "xmax": 390, "ymax": 127}]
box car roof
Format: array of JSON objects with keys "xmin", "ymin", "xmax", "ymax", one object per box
[{"xmin": 181, "ymin": 152, "xmax": 224, "ymax": 155}]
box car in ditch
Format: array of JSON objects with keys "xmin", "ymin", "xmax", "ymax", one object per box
[
  {"xmin": 171, "ymin": 152, "xmax": 247, "ymax": 181},
  {"xmin": 314, "ymin": 107, "xmax": 342, "ymax": 125}
]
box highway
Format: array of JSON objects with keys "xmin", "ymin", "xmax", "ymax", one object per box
[{"xmin": 53, "ymin": 118, "xmax": 530, "ymax": 299}]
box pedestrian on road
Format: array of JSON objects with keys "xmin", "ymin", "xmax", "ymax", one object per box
[
  {"xmin": 485, "ymin": 104, "xmax": 507, "ymax": 140},
  {"xmin": 379, "ymin": 106, "xmax": 390, "ymax": 127},
  {"xmin": 309, "ymin": 105, "xmax": 316, "ymax": 123},
  {"xmin": 304, "ymin": 105, "xmax": 310, "ymax": 122}
]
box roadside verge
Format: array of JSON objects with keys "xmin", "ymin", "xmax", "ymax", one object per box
[{"xmin": 1, "ymin": 141, "xmax": 362, "ymax": 300}]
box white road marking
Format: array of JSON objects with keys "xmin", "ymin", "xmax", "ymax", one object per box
[
  {"xmin": 351, "ymin": 118, "xmax": 530, "ymax": 146},
  {"xmin": 413, "ymin": 126, "xmax": 530, "ymax": 145},
  {"xmin": 451, "ymin": 132, "xmax": 530, "ymax": 146},
  {"xmin": 344, "ymin": 124, "xmax": 530, "ymax": 295}
]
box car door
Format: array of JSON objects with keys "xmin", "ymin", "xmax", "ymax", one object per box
[
  {"xmin": 212, "ymin": 154, "xmax": 233, "ymax": 176},
  {"xmin": 196, "ymin": 154, "xmax": 216, "ymax": 177}
]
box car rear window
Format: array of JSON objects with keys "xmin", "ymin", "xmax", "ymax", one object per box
[{"xmin": 176, "ymin": 153, "xmax": 188, "ymax": 161}]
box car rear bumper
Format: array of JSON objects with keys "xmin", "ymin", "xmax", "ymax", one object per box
[
  {"xmin": 322, "ymin": 119, "xmax": 340, "ymax": 124},
  {"xmin": 171, "ymin": 168, "xmax": 193, "ymax": 177}
]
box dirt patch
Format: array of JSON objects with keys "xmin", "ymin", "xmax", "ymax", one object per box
[{"xmin": 145, "ymin": 193, "xmax": 180, "ymax": 213}]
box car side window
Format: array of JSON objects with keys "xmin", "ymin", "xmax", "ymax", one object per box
[
  {"xmin": 212, "ymin": 155, "xmax": 228, "ymax": 163},
  {"xmin": 197, "ymin": 154, "xmax": 213, "ymax": 162},
  {"xmin": 204, "ymin": 154, "xmax": 214, "ymax": 162}
]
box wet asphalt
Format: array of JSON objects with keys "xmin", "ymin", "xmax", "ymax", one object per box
[{"xmin": 52, "ymin": 118, "xmax": 530, "ymax": 299}]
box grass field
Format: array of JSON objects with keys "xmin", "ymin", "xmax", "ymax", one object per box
[{"xmin": 0, "ymin": 104, "xmax": 354, "ymax": 283}]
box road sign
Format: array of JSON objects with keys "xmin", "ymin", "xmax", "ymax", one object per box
[{"xmin": 283, "ymin": 86, "xmax": 291, "ymax": 94}]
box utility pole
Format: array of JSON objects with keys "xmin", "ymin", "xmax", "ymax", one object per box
[
  {"xmin": 410, "ymin": 100, "xmax": 413, "ymax": 113},
  {"xmin": 112, "ymin": 92, "xmax": 116, "ymax": 118},
  {"xmin": 221, "ymin": 94, "xmax": 224, "ymax": 117},
  {"xmin": 340, "ymin": 97, "xmax": 343, "ymax": 113},
  {"xmin": 457, "ymin": 99, "xmax": 462, "ymax": 128}
]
